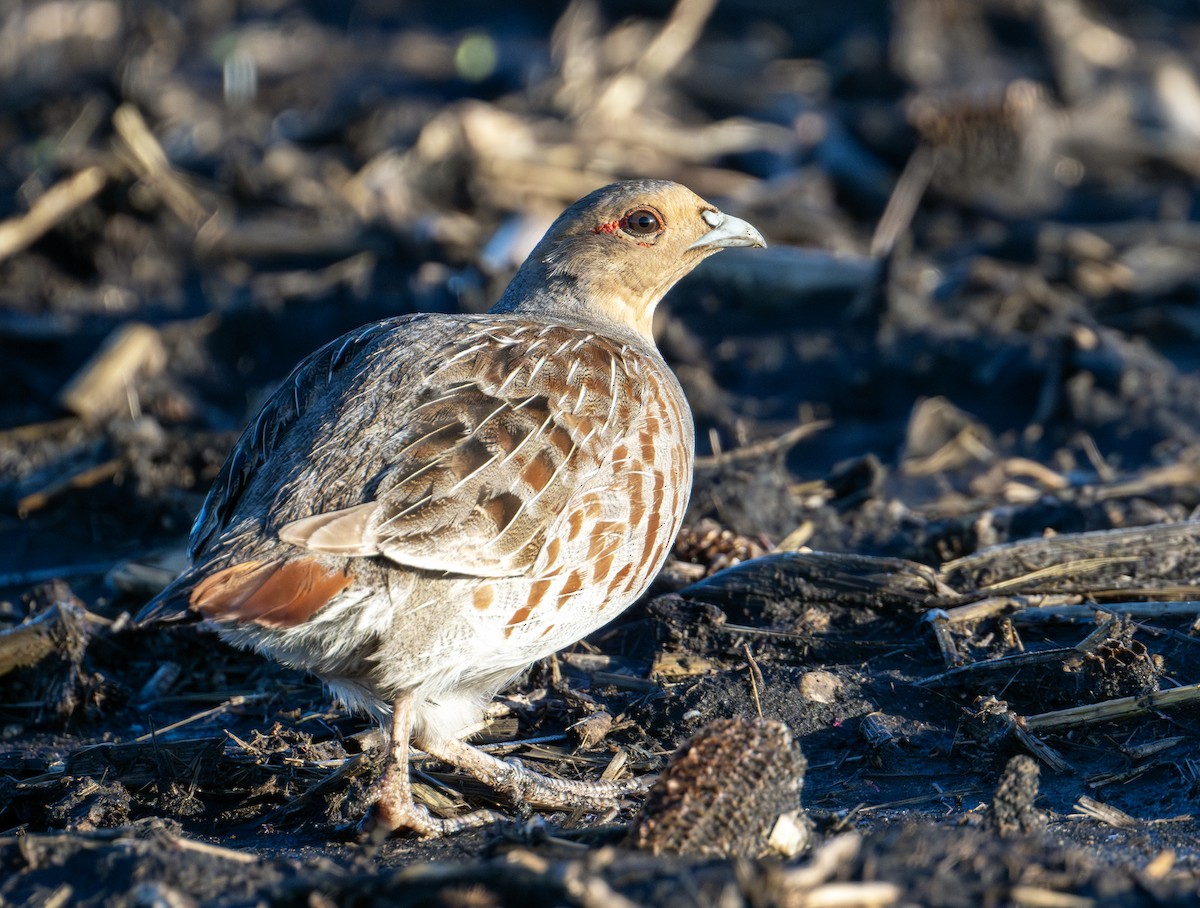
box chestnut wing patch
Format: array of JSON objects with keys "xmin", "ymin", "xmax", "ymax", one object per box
[{"xmin": 190, "ymin": 559, "xmax": 352, "ymax": 628}]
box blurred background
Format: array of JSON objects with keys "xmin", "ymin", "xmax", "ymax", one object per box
[{"xmin": 4, "ymin": 0, "xmax": 1200, "ymax": 583}]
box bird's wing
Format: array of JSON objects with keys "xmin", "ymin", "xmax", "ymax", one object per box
[
  {"xmin": 195, "ymin": 317, "xmax": 646, "ymax": 579},
  {"xmin": 278, "ymin": 320, "xmax": 646, "ymax": 577},
  {"xmin": 137, "ymin": 317, "xmax": 423, "ymax": 627},
  {"xmin": 188, "ymin": 317, "xmax": 428, "ymax": 560}
]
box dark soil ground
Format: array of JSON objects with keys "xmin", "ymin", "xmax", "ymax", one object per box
[{"xmin": 2, "ymin": 1, "xmax": 1200, "ymax": 905}]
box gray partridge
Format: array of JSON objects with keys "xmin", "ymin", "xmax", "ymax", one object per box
[{"xmin": 138, "ymin": 179, "xmax": 766, "ymax": 836}]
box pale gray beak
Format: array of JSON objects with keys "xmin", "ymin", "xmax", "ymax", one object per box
[{"xmin": 689, "ymin": 209, "xmax": 767, "ymax": 250}]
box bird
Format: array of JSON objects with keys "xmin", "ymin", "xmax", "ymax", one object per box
[{"xmin": 137, "ymin": 179, "xmax": 766, "ymax": 837}]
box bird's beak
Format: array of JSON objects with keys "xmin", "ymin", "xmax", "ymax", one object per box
[{"xmin": 689, "ymin": 209, "xmax": 767, "ymax": 251}]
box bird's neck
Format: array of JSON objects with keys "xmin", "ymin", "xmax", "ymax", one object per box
[{"xmin": 492, "ymin": 269, "xmax": 658, "ymax": 347}]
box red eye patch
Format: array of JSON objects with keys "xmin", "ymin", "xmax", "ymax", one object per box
[
  {"xmin": 594, "ymin": 217, "xmax": 627, "ymax": 235},
  {"xmin": 593, "ymin": 209, "xmax": 660, "ymax": 246}
]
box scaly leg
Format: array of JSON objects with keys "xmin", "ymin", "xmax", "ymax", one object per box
[
  {"xmin": 362, "ymin": 694, "xmax": 505, "ymax": 839},
  {"xmin": 417, "ymin": 732, "xmax": 650, "ymax": 811}
]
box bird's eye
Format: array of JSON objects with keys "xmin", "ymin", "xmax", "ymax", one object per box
[{"xmin": 622, "ymin": 208, "xmax": 661, "ymax": 236}]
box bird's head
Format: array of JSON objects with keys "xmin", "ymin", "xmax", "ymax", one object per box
[{"xmin": 494, "ymin": 180, "xmax": 766, "ymax": 341}]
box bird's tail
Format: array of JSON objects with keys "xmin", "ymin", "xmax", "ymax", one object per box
[{"xmin": 135, "ymin": 569, "xmax": 199, "ymax": 626}]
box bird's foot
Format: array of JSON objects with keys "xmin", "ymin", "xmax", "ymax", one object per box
[
  {"xmin": 420, "ymin": 735, "xmax": 651, "ymax": 811},
  {"xmin": 359, "ymin": 796, "xmax": 505, "ymax": 841},
  {"xmin": 493, "ymin": 757, "xmax": 650, "ymax": 810},
  {"xmin": 361, "ymin": 762, "xmax": 505, "ymax": 840}
]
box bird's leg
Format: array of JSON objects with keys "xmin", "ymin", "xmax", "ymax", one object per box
[
  {"xmin": 362, "ymin": 694, "xmax": 505, "ymax": 839},
  {"xmin": 416, "ymin": 733, "xmax": 651, "ymax": 812}
]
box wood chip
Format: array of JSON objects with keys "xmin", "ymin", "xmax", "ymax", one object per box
[
  {"xmin": 0, "ymin": 166, "xmax": 107, "ymax": 262},
  {"xmin": 112, "ymin": 104, "xmax": 209, "ymax": 228},
  {"xmin": 1073, "ymin": 795, "xmax": 1136, "ymax": 828},
  {"xmin": 58, "ymin": 322, "xmax": 166, "ymax": 420}
]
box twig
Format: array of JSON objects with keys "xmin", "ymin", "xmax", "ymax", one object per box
[
  {"xmin": 1093, "ymin": 462, "xmax": 1200, "ymax": 501},
  {"xmin": 168, "ymin": 835, "xmax": 260, "ymax": 864},
  {"xmin": 589, "ymin": 671, "xmax": 660, "ymax": 692},
  {"xmin": 556, "ymin": 861, "xmax": 644, "ymax": 908},
  {"xmin": 694, "ymin": 421, "xmax": 831, "ymax": 469},
  {"xmin": 1014, "ymin": 601, "xmax": 1200, "ymax": 623},
  {"xmin": 133, "ymin": 694, "xmax": 272, "ymax": 743},
  {"xmin": 745, "ymin": 643, "xmax": 764, "ymax": 718},
  {"xmin": 599, "ymin": 748, "xmax": 629, "ymax": 783},
  {"xmin": 17, "ymin": 459, "xmax": 123, "ymax": 516},
  {"xmin": 801, "ymin": 882, "xmax": 902, "ymax": 908},
  {"xmin": 922, "ymin": 609, "xmax": 961, "ymax": 668},
  {"xmin": 944, "ymin": 594, "xmax": 1082, "ymax": 624},
  {"xmin": 854, "ymin": 788, "xmax": 981, "ymax": 812},
  {"xmin": 701, "ymin": 247, "xmax": 879, "ymax": 308},
  {"xmin": 112, "ymin": 104, "xmax": 209, "ymax": 228},
  {"xmin": 1008, "ymin": 886, "xmax": 1095, "ymax": 908},
  {"xmin": 977, "ymin": 557, "xmax": 1140, "ymax": 596},
  {"xmin": 592, "ymin": 0, "xmax": 719, "ymax": 124},
  {"xmin": 0, "ymin": 606, "xmax": 65, "ymax": 677},
  {"xmin": 259, "ymin": 753, "xmax": 366, "ymax": 823},
  {"xmin": 0, "ymin": 417, "xmax": 81, "ymax": 444},
  {"xmin": 1072, "ymin": 796, "xmax": 1136, "ymax": 828},
  {"xmin": 107, "ymin": 551, "xmax": 188, "ymax": 597},
  {"xmin": 1121, "ymin": 736, "xmax": 1187, "ymax": 760},
  {"xmin": 40, "ymin": 884, "xmax": 73, "ymax": 908},
  {"xmin": 0, "ymin": 166, "xmax": 107, "ymax": 262},
  {"xmin": 64, "ymin": 736, "xmax": 225, "ymax": 787},
  {"xmin": 918, "ymin": 617, "xmax": 1112, "ymax": 680},
  {"xmin": 57, "ymin": 321, "xmax": 166, "ymax": 420},
  {"xmin": 1077, "ymin": 433, "xmax": 1116, "ymax": 483},
  {"xmin": 135, "ymin": 663, "xmax": 183, "ymax": 707},
  {"xmin": 972, "ymin": 698, "xmax": 1073, "ymax": 772},
  {"xmin": 1023, "ymin": 682, "xmax": 1200, "ymax": 733},
  {"xmin": 781, "ymin": 832, "xmax": 862, "ymax": 891},
  {"xmin": 939, "ymin": 523, "xmax": 1200, "ymax": 599},
  {"xmin": 870, "ymin": 144, "xmax": 934, "ymax": 258}
]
